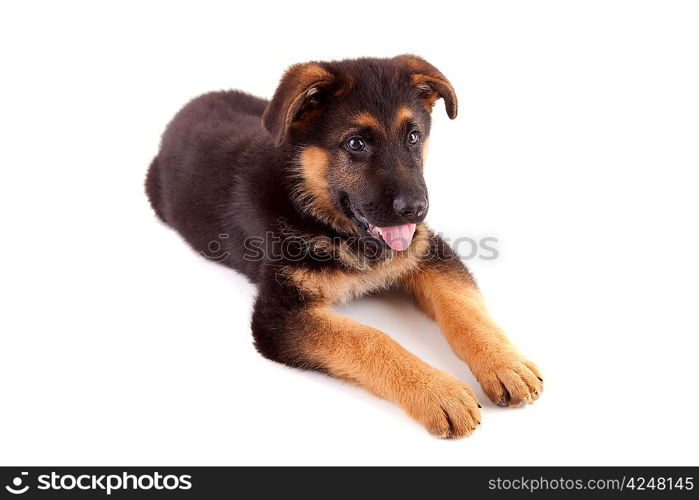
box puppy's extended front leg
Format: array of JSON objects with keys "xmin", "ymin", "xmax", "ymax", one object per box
[
  {"xmin": 252, "ymin": 284, "xmax": 481, "ymax": 438},
  {"xmin": 403, "ymin": 251, "xmax": 543, "ymax": 407}
]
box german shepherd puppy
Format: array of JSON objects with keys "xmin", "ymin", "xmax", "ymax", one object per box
[{"xmin": 146, "ymin": 55, "xmax": 542, "ymax": 438}]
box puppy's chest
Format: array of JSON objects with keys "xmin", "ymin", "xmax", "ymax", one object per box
[
  {"xmin": 285, "ymin": 252, "xmax": 424, "ymax": 304},
  {"xmin": 280, "ymin": 223, "xmax": 432, "ymax": 303}
]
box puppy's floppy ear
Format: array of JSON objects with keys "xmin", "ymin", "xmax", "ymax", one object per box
[
  {"xmin": 263, "ymin": 62, "xmax": 335, "ymax": 146},
  {"xmin": 394, "ymin": 54, "xmax": 458, "ymax": 119}
]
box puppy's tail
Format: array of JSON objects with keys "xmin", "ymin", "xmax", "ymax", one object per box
[{"xmin": 145, "ymin": 156, "xmax": 167, "ymax": 223}]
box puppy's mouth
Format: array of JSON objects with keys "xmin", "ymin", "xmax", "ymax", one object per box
[{"xmin": 340, "ymin": 196, "xmax": 416, "ymax": 252}]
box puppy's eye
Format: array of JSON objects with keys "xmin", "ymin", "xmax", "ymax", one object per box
[
  {"xmin": 407, "ymin": 131, "xmax": 420, "ymax": 145},
  {"xmin": 345, "ymin": 137, "xmax": 366, "ymax": 152}
]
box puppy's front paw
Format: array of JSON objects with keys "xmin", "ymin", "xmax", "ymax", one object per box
[
  {"xmin": 402, "ymin": 371, "xmax": 481, "ymax": 439},
  {"xmin": 475, "ymin": 354, "xmax": 543, "ymax": 408}
]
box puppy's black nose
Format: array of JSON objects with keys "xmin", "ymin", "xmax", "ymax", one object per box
[{"xmin": 393, "ymin": 195, "xmax": 428, "ymax": 219}]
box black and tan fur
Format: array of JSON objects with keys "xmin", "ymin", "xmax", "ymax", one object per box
[{"xmin": 146, "ymin": 55, "xmax": 542, "ymax": 438}]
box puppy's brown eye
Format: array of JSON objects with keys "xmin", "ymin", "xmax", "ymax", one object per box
[
  {"xmin": 407, "ymin": 131, "xmax": 420, "ymax": 145},
  {"xmin": 345, "ymin": 137, "xmax": 366, "ymax": 152}
]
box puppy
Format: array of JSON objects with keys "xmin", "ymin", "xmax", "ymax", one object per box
[{"xmin": 146, "ymin": 55, "xmax": 542, "ymax": 438}]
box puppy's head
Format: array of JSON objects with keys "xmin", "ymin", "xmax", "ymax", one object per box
[{"xmin": 263, "ymin": 55, "xmax": 457, "ymax": 251}]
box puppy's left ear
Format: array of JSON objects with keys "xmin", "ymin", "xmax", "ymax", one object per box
[
  {"xmin": 263, "ymin": 62, "xmax": 336, "ymax": 146},
  {"xmin": 394, "ymin": 54, "xmax": 458, "ymax": 119}
]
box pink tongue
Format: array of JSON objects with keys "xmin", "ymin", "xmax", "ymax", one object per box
[{"xmin": 374, "ymin": 223, "xmax": 417, "ymax": 251}]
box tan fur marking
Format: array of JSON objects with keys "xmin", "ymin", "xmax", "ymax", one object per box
[
  {"xmin": 403, "ymin": 267, "xmax": 543, "ymax": 407},
  {"xmin": 422, "ymin": 138, "xmax": 429, "ymax": 163},
  {"xmin": 395, "ymin": 106, "xmax": 414, "ymax": 128},
  {"xmin": 352, "ymin": 111, "xmax": 382, "ymax": 131},
  {"xmin": 295, "ymin": 146, "xmax": 355, "ymax": 233},
  {"xmin": 298, "ymin": 306, "xmax": 480, "ymax": 438}
]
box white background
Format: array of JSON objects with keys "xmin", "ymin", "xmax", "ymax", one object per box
[{"xmin": 1, "ymin": 0, "xmax": 698, "ymax": 466}]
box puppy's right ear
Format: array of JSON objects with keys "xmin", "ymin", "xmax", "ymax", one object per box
[{"xmin": 263, "ymin": 62, "xmax": 336, "ymax": 147}]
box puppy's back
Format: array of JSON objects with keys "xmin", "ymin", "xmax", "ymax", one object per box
[{"xmin": 146, "ymin": 90, "xmax": 273, "ymax": 262}]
